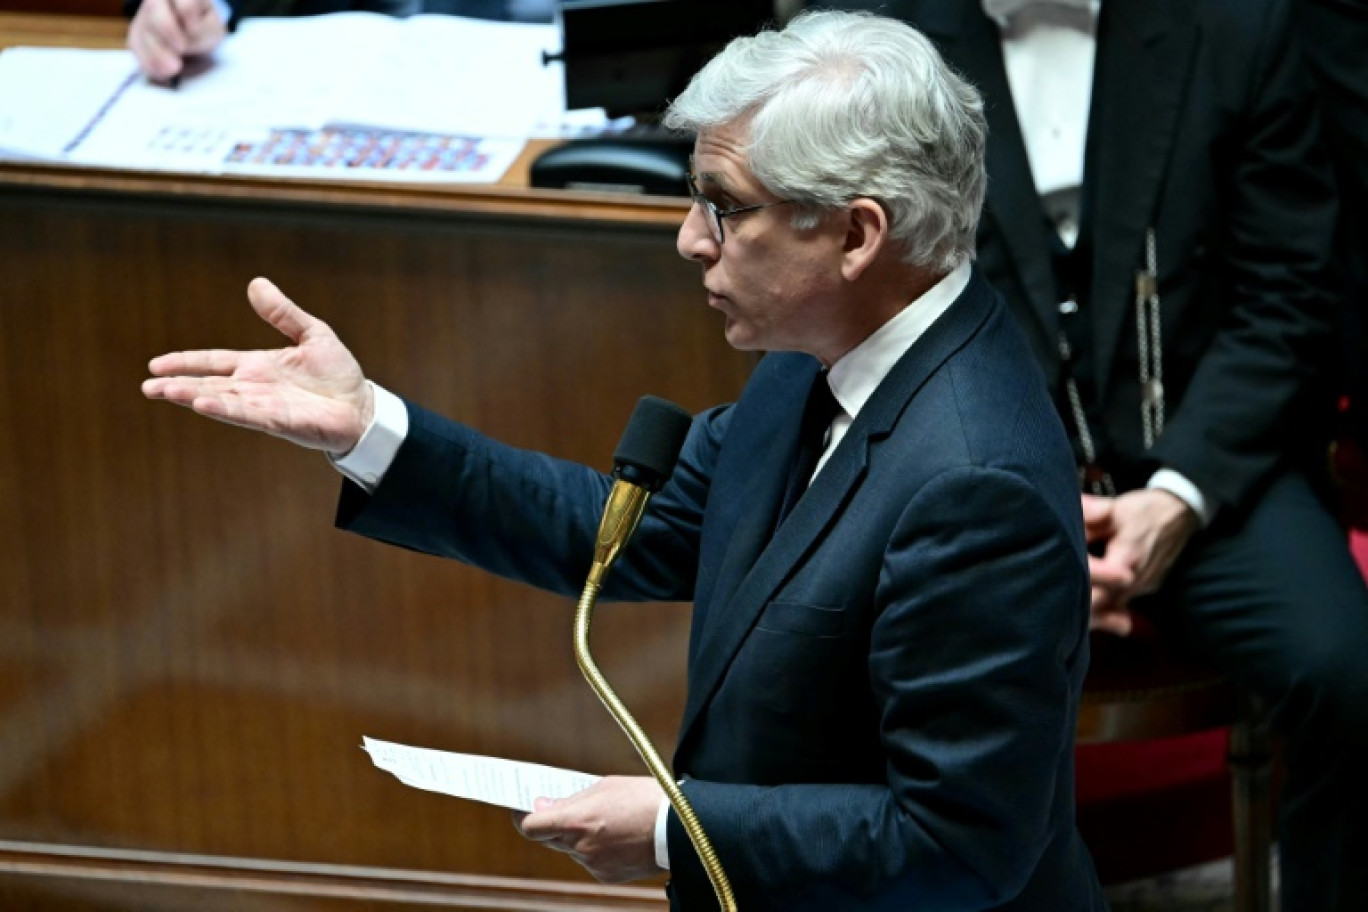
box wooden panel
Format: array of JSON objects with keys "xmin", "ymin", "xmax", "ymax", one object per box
[
  {"xmin": 0, "ymin": 171, "xmax": 748, "ymax": 907},
  {"xmin": 0, "ymin": 3, "xmax": 120, "ymax": 15},
  {"xmin": 0, "ymin": 12, "xmax": 121, "ymax": 55}
]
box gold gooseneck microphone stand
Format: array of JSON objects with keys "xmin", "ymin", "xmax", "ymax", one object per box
[{"xmin": 573, "ymin": 397, "xmax": 737, "ymax": 912}]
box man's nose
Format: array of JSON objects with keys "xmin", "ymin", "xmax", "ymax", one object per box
[{"xmin": 677, "ymin": 202, "xmax": 719, "ymax": 262}]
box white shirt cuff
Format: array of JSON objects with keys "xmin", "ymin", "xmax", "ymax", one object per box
[
  {"xmin": 327, "ymin": 382, "xmax": 408, "ymax": 493},
  {"xmin": 654, "ymin": 796, "xmax": 671, "ymax": 871},
  {"xmin": 1147, "ymin": 468, "xmax": 1216, "ymax": 527}
]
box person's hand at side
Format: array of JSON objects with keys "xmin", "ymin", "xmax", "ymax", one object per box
[
  {"xmin": 1082, "ymin": 489, "xmax": 1199, "ymax": 636},
  {"xmin": 513, "ymin": 776, "xmax": 664, "ymax": 884},
  {"xmin": 127, "ymin": 0, "xmax": 227, "ymax": 82},
  {"xmin": 143, "ymin": 277, "xmax": 374, "ymax": 456}
]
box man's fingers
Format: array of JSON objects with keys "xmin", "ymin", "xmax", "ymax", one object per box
[
  {"xmin": 178, "ymin": 0, "xmax": 226, "ymax": 52},
  {"xmin": 247, "ymin": 277, "xmax": 320, "ymax": 345},
  {"xmin": 518, "ymin": 796, "xmax": 565, "ymax": 836},
  {"xmin": 145, "ymin": 0, "xmax": 189, "ymax": 56},
  {"xmin": 1088, "ymin": 554, "xmax": 1134, "ymax": 591},
  {"xmin": 1090, "ymin": 601, "xmax": 1134, "ymax": 636},
  {"xmin": 1080, "ymin": 493, "xmax": 1112, "ymax": 522},
  {"xmin": 167, "ymin": 0, "xmax": 211, "ymax": 34},
  {"xmin": 128, "ymin": 17, "xmax": 184, "ymax": 81},
  {"xmin": 146, "ymin": 348, "xmax": 245, "ymax": 380},
  {"xmin": 1079, "ymin": 493, "xmax": 1114, "ymax": 539},
  {"xmin": 1088, "ymin": 553, "xmax": 1136, "ymax": 635},
  {"xmin": 144, "ymin": 377, "xmax": 288, "ymax": 438},
  {"xmin": 129, "ymin": 0, "xmax": 223, "ymax": 77},
  {"xmin": 141, "ymin": 375, "xmax": 233, "ymax": 408}
]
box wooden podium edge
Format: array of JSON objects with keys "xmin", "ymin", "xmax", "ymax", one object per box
[
  {"xmin": 0, "ymin": 160, "xmax": 691, "ymax": 229},
  {"xmin": 0, "ymin": 840, "xmax": 669, "ymax": 911}
]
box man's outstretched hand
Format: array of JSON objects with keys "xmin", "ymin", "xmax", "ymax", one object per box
[{"xmin": 143, "ymin": 277, "xmax": 373, "ymax": 455}]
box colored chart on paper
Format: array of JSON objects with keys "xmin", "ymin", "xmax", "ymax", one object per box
[{"xmin": 225, "ymin": 127, "xmax": 496, "ymax": 175}]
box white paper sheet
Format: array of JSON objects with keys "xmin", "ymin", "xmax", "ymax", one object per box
[
  {"xmin": 0, "ymin": 48, "xmax": 141, "ymax": 161},
  {"xmin": 0, "ymin": 13, "xmax": 603, "ymax": 182},
  {"xmin": 312, "ymin": 15, "xmax": 569, "ymax": 138},
  {"xmin": 361, "ymin": 736, "xmax": 599, "ymax": 811}
]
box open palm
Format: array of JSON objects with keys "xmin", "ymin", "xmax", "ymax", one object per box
[{"xmin": 143, "ymin": 277, "xmax": 373, "ymax": 454}]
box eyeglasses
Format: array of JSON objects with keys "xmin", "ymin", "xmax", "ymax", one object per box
[{"xmin": 685, "ymin": 171, "xmax": 792, "ymax": 245}]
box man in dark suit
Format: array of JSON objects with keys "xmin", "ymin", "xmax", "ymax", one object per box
[
  {"xmin": 824, "ymin": 0, "xmax": 1368, "ymax": 906},
  {"xmin": 144, "ymin": 10, "xmax": 1106, "ymax": 909}
]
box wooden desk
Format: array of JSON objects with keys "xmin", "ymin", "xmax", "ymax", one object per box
[{"xmin": 0, "ymin": 15, "xmax": 750, "ymax": 910}]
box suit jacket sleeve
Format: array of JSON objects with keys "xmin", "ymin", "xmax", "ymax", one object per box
[
  {"xmin": 1148, "ymin": 1, "xmax": 1338, "ymax": 508},
  {"xmin": 335, "ymin": 400, "xmax": 723, "ymax": 602},
  {"xmin": 667, "ymin": 466, "xmax": 1088, "ymax": 909}
]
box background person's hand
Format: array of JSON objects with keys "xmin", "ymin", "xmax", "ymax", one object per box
[
  {"xmin": 143, "ymin": 277, "xmax": 374, "ymax": 455},
  {"xmin": 127, "ymin": 0, "xmax": 227, "ymax": 82},
  {"xmin": 1082, "ymin": 489, "xmax": 1199, "ymax": 635}
]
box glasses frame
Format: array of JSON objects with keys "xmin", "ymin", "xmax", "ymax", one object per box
[{"xmin": 685, "ymin": 171, "xmax": 792, "ymax": 245}]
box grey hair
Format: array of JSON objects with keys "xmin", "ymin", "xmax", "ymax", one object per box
[{"xmin": 664, "ymin": 9, "xmax": 986, "ymax": 271}]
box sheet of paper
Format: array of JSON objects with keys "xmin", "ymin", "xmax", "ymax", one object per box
[
  {"xmin": 315, "ymin": 14, "xmax": 571, "ymax": 138},
  {"xmin": 0, "ymin": 48, "xmax": 141, "ymax": 160},
  {"xmin": 0, "ymin": 12, "xmax": 602, "ymax": 181},
  {"xmin": 361, "ymin": 736, "xmax": 600, "ymax": 811}
]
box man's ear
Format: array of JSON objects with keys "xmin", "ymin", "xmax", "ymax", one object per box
[{"xmin": 841, "ymin": 198, "xmax": 890, "ymax": 282}]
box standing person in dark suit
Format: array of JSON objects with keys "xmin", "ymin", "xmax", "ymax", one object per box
[
  {"xmin": 144, "ymin": 11, "xmax": 1107, "ymax": 909},
  {"xmin": 823, "ymin": 0, "xmax": 1368, "ymax": 907}
]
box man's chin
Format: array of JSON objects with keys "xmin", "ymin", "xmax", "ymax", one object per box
[{"xmin": 722, "ymin": 320, "xmax": 761, "ymax": 352}]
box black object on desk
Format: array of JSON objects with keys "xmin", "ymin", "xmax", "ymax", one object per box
[
  {"xmin": 530, "ymin": 136, "xmax": 691, "ymax": 196},
  {"xmin": 533, "ymin": 0, "xmax": 775, "ymax": 197},
  {"xmin": 549, "ymin": 0, "xmax": 775, "ymax": 118}
]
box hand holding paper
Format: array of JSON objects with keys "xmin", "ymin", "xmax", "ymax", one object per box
[{"xmin": 515, "ymin": 775, "xmax": 666, "ymax": 883}]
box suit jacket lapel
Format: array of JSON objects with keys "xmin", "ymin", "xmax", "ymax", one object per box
[
  {"xmin": 691, "ymin": 365, "xmax": 812, "ymax": 646},
  {"xmin": 677, "ymin": 273, "xmax": 998, "ymax": 749},
  {"xmin": 1087, "ymin": 0, "xmax": 1197, "ymax": 401},
  {"xmin": 918, "ymin": 1, "xmax": 1060, "ymax": 342}
]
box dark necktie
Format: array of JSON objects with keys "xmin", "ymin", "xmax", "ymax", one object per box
[{"xmin": 778, "ymin": 370, "xmax": 841, "ymax": 526}]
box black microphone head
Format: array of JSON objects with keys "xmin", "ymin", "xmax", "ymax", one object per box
[{"xmin": 612, "ymin": 395, "xmax": 693, "ymax": 491}]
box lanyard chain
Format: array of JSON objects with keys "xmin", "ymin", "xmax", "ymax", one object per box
[
  {"xmin": 1058, "ymin": 299, "xmax": 1116, "ymax": 496},
  {"xmin": 1056, "ymin": 227, "xmax": 1163, "ymax": 495},
  {"xmin": 1136, "ymin": 228, "xmax": 1165, "ymax": 449}
]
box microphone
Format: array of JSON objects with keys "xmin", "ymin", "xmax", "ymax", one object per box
[
  {"xmin": 572, "ymin": 396, "xmax": 737, "ymax": 911},
  {"xmin": 586, "ymin": 395, "xmax": 693, "ymax": 589}
]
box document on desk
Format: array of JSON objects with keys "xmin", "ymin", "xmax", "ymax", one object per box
[
  {"xmin": 0, "ymin": 48, "xmax": 139, "ymax": 161},
  {"xmin": 0, "ymin": 13, "xmax": 609, "ymax": 182},
  {"xmin": 361, "ymin": 736, "xmax": 600, "ymax": 812}
]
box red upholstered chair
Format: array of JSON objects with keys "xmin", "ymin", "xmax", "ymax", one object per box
[{"xmin": 1075, "ymin": 625, "xmax": 1275, "ymax": 912}]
